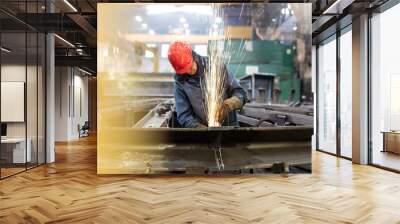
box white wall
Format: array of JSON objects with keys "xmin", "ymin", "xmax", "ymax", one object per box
[
  {"xmin": 55, "ymin": 67, "xmax": 89, "ymax": 141},
  {"xmin": 1, "ymin": 64, "xmax": 46, "ymax": 164},
  {"xmin": 1, "ymin": 65, "xmax": 36, "ymax": 138}
]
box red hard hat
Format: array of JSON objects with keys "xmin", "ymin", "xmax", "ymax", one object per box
[{"xmin": 168, "ymin": 41, "xmax": 193, "ymax": 74}]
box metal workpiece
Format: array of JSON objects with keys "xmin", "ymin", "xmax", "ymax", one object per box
[
  {"xmin": 98, "ymin": 126, "xmax": 313, "ymax": 174},
  {"xmin": 134, "ymin": 99, "xmax": 174, "ymax": 128},
  {"xmin": 239, "ymin": 105, "xmax": 313, "ymax": 126},
  {"xmin": 237, "ymin": 114, "xmax": 274, "ymax": 127}
]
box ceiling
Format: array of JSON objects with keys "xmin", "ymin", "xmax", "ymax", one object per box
[{"xmin": 0, "ymin": 0, "xmax": 391, "ymax": 73}]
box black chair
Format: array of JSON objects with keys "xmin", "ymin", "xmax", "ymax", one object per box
[{"xmin": 79, "ymin": 121, "xmax": 90, "ymax": 138}]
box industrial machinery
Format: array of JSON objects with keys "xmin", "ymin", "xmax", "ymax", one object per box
[{"xmin": 125, "ymin": 96, "xmax": 313, "ymax": 174}]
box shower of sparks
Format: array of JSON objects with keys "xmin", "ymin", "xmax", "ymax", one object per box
[{"xmin": 202, "ymin": 3, "xmax": 246, "ymax": 127}]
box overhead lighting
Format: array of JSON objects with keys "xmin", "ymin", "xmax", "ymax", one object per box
[
  {"xmin": 135, "ymin": 15, "xmax": 142, "ymax": 22},
  {"xmin": 179, "ymin": 17, "xmax": 186, "ymax": 23},
  {"xmin": 147, "ymin": 5, "xmax": 212, "ymax": 15},
  {"xmin": 78, "ymin": 67, "xmax": 93, "ymax": 76},
  {"xmin": 54, "ymin": 34, "xmax": 75, "ymax": 48},
  {"xmin": 293, "ymin": 26, "xmax": 298, "ymax": 31},
  {"xmin": 1, "ymin": 47, "xmax": 11, "ymax": 53},
  {"xmin": 148, "ymin": 29, "xmax": 155, "ymax": 35},
  {"xmin": 63, "ymin": 0, "xmax": 78, "ymax": 12},
  {"xmin": 183, "ymin": 23, "xmax": 189, "ymax": 28},
  {"xmin": 141, "ymin": 23, "xmax": 148, "ymax": 29},
  {"xmin": 323, "ymin": 0, "xmax": 357, "ymax": 14},
  {"xmin": 272, "ymin": 18, "xmax": 276, "ymax": 23}
]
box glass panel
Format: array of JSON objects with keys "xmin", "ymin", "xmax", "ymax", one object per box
[
  {"xmin": 27, "ymin": 30, "xmax": 38, "ymax": 169},
  {"xmin": 371, "ymin": 4, "xmax": 400, "ymax": 171},
  {"xmin": 1, "ymin": 30, "xmax": 28, "ymax": 177},
  {"xmin": 38, "ymin": 32, "xmax": 46, "ymax": 165},
  {"xmin": 27, "ymin": 0, "xmax": 39, "ymax": 169},
  {"xmin": 317, "ymin": 37, "xmax": 337, "ymax": 154},
  {"xmin": 339, "ymin": 29, "xmax": 352, "ymax": 158}
]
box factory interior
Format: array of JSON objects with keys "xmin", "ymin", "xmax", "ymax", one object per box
[{"xmin": 0, "ymin": 0, "xmax": 400, "ymax": 223}]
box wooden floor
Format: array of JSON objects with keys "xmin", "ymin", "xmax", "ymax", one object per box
[
  {"xmin": 373, "ymin": 150, "xmax": 400, "ymax": 171},
  {"xmin": 1, "ymin": 135, "xmax": 400, "ymax": 223}
]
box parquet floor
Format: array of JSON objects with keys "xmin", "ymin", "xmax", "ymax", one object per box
[{"xmin": 1, "ymin": 135, "xmax": 400, "ymax": 223}]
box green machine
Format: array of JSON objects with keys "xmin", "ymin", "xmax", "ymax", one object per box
[{"xmin": 208, "ymin": 40, "xmax": 301, "ymax": 103}]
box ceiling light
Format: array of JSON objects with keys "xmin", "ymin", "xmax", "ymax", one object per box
[
  {"xmin": 142, "ymin": 23, "xmax": 148, "ymax": 29},
  {"xmin": 1, "ymin": 47, "xmax": 11, "ymax": 53},
  {"xmin": 293, "ymin": 26, "xmax": 298, "ymax": 31},
  {"xmin": 54, "ymin": 34, "xmax": 75, "ymax": 48},
  {"xmin": 183, "ymin": 23, "xmax": 189, "ymax": 28},
  {"xmin": 135, "ymin": 15, "xmax": 142, "ymax": 22},
  {"xmin": 179, "ymin": 17, "xmax": 186, "ymax": 23},
  {"xmin": 272, "ymin": 18, "xmax": 276, "ymax": 23},
  {"xmin": 323, "ymin": 0, "xmax": 349, "ymax": 14},
  {"xmin": 78, "ymin": 67, "xmax": 93, "ymax": 76},
  {"xmin": 63, "ymin": 0, "xmax": 78, "ymax": 12},
  {"xmin": 149, "ymin": 29, "xmax": 155, "ymax": 35},
  {"xmin": 147, "ymin": 5, "xmax": 212, "ymax": 15}
]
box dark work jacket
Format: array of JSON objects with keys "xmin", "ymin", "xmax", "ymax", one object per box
[{"xmin": 174, "ymin": 52, "xmax": 247, "ymax": 128}]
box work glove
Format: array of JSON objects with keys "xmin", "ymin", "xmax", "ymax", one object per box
[
  {"xmin": 196, "ymin": 123, "xmax": 208, "ymax": 128},
  {"xmin": 216, "ymin": 96, "xmax": 243, "ymax": 123}
]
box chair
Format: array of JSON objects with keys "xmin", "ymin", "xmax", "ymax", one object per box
[{"xmin": 79, "ymin": 121, "xmax": 90, "ymax": 138}]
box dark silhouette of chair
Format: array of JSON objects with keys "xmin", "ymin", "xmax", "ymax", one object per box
[{"xmin": 79, "ymin": 121, "xmax": 90, "ymax": 138}]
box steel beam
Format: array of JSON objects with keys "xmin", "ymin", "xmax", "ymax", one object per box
[
  {"xmin": 240, "ymin": 106, "xmax": 313, "ymax": 126},
  {"xmin": 98, "ymin": 126, "xmax": 313, "ymax": 174}
]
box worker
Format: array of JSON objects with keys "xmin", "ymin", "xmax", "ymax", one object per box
[{"xmin": 168, "ymin": 41, "xmax": 247, "ymax": 128}]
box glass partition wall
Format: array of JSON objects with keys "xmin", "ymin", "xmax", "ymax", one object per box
[
  {"xmin": 317, "ymin": 35, "xmax": 337, "ymax": 155},
  {"xmin": 316, "ymin": 26, "xmax": 352, "ymax": 159},
  {"xmin": 339, "ymin": 27, "xmax": 352, "ymax": 159},
  {"xmin": 0, "ymin": 2, "xmax": 46, "ymax": 179},
  {"xmin": 370, "ymin": 3, "xmax": 400, "ymax": 171}
]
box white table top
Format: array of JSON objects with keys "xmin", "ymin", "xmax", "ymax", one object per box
[{"xmin": 1, "ymin": 138, "xmax": 28, "ymax": 143}]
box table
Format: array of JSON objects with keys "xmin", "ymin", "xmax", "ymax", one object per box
[
  {"xmin": 1, "ymin": 138, "xmax": 31, "ymax": 163},
  {"xmin": 382, "ymin": 131, "xmax": 400, "ymax": 154}
]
